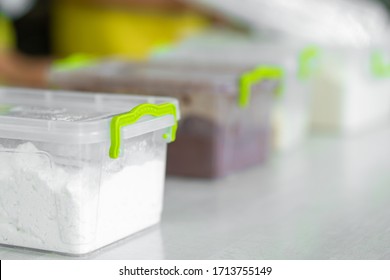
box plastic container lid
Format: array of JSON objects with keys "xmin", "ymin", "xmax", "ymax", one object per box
[
  {"xmin": 0, "ymin": 87, "xmax": 180, "ymax": 156},
  {"xmin": 51, "ymin": 60, "xmax": 283, "ymax": 108},
  {"xmin": 152, "ymin": 42, "xmax": 299, "ymax": 70}
]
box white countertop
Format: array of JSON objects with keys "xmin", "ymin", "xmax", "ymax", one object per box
[{"xmin": 1, "ymin": 125, "xmax": 390, "ymax": 260}]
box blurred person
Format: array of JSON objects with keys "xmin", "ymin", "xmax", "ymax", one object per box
[{"xmin": 0, "ymin": 0, "xmax": 213, "ymax": 87}]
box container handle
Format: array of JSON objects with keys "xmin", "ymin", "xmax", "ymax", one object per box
[
  {"xmin": 109, "ymin": 103, "xmax": 178, "ymax": 159},
  {"xmin": 239, "ymin": 66, "xmax": 284, "ymax": 108},
  {"xmin": 53, "ymin": 53, "xmax": 98, "ymax": 72},
  {"xmin": 371, "ymin": 51, "xmax": 390, "ymax": 78},
  {"xmin": 298, "ymin": 46, "xmax": 320, "ymax": 80}
]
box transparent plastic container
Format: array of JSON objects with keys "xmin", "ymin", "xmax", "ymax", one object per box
[
  {"xmin": 50, "ymin": 64, "xmax": 275, "ymax": 178},
  {"xmin": 0, "ymin": 87, "xmax": 179, "ymax": 255},
  {"xmin": 310, "ymin": 47, "xmax": 390, "ymax": 132},
  {"xmin": 151, "ymin": 43, "xmax": 313, "ymax": 151}
]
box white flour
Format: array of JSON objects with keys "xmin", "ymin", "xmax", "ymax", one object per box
[{"xmin": 0, "ymin": 142, "xmax": 165, "ymax": 255}]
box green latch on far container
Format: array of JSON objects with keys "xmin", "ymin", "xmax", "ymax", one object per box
[
  {"xmin": 53, "ymin": 53, "xmax": 98, "ymax": 72},
  {"xmin": 371, "ymin": 51, "xmax": 390, "ymax": 78},
  {"xmin": 298, "ymin": 46, "xmax": 320, "ymax": 80},
  {"xmin": 0, "ymin": 104, "xmax": 11, "ymax": 115},
  {"xmin": 110, "ymin": 103, "xmax": 178, "ymax": 159},
  {"xmin": 239, "ymin": 66, "xmax": 284, "ymax": 108}
]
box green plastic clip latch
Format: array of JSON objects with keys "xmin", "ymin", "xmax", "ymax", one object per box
[
  {"xmin": 53, "ymin": 53, "xmax": 98, "ymax": 72},
  {"xmin": 299, "ymin": 46, "xmax": 320, "ymax": 80},
  {"xmin": 109, "ymin": 103, "xmax": 178, "ymax": 159},
  {"xmin": 150, "ymin": 43, "xmax": 175, "ymax": 58},
  {"xmin": 239, "ymin": 66, "xmax": 284, "ymax": 108},
  {"xmin": 0, "ymin": 104, "xmax": 11, "ymax": 115},
  {"xmin": 371, "ymin": 51, "xmax": 390, "ymax": 78}
]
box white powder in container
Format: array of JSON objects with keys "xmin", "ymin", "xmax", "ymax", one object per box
[{"xmin": 0, "ymin": 141, "xmax": 166, "ymax": 255}]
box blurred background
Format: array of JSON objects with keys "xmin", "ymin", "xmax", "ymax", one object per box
[{"xmin": 2, "ymin": 0, "xmax": 390, "ymax": 259}]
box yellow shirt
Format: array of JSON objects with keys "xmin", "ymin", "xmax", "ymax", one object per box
[{"xmin": 52, "ymin": 1, "xmax": 209, "ymax": 60}]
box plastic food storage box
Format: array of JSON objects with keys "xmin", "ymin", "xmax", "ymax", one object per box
[
  {"xmin": 0, "ymin": 87, "xmax": 179, "ymax": 255},
  {"xmin": 50, "ymin": 63, "xmax": 276, "ymax": 178},
  {"xmin": 309, "ymin": 47, "xmax": 390, "ymax": 132},
  {"xmin": 151, "ymin": 43, "xmax": 314, "ymax": 151}
]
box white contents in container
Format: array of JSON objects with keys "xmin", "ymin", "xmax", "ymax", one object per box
[{"xmin": 0, "ymin": 88, "xmax": 179, "ymax": 255}]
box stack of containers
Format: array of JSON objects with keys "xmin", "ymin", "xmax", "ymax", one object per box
[
  {"xmin": 181, "ymin": 0, "xmax": 390, "ymax": 133},
  {"xmin": 0, "ymin": 87, "xmax": 179, "ymax": 255},
  {"xmin": 49, "ymin": 62, "xmax": 278, "ymax": 178}
]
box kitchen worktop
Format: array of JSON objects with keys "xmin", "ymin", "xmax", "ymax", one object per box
[{"xmin": 1, "ymin": 125, "xmax": 390, "ymax": 260}]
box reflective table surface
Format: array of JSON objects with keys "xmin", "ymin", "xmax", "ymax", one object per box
[{"xmin": 1, "ymin": 126, "xmax": 390, "ymax": 260}]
